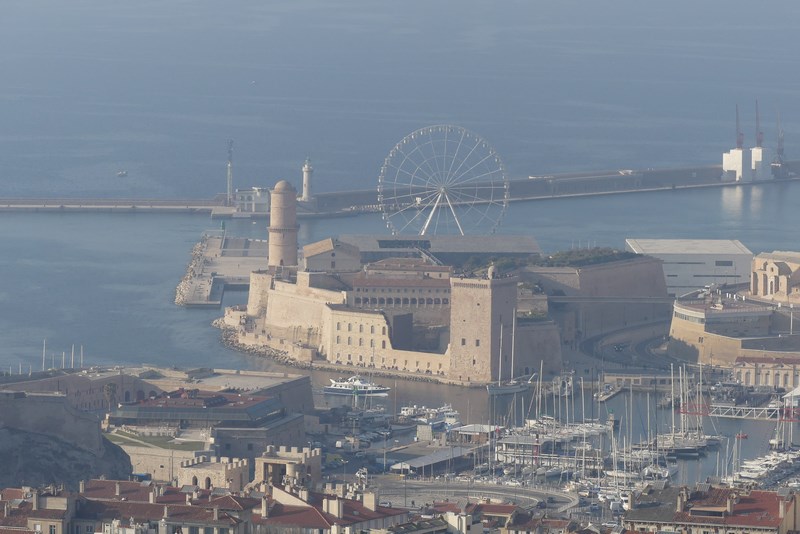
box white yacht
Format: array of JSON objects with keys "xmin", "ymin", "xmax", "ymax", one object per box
[{"xmin": 323, "ymin": 375, "xmax": 390, "ymax": 396}]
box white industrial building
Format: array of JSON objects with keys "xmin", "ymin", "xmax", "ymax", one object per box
[
  {"xmin": 722, "ymin": 147, "xmax": 752, "ymax": 181},
  {"xmin": 625, "ymin": 238, "xmax": 753, "ymax": 296}
]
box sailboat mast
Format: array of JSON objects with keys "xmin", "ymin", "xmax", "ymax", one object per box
[
  {"xmin": 498, "ymin": 321, "xmax": 504, "ymax": 385},
  {"xmin": 510, "ymin": 308, "xmax": 516, "ymax": 380},
  {"xmin": 670, "ymin": 363, "xmax": 675, "ymax": 441}
]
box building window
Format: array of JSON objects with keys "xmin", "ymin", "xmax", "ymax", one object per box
[
  {"xmin": 475, "ymin": 339, "xmax": 480, "ymax": 347},
  {"xmin": 50, "ymin": 526, "xmax": 56, "ymax": 534},
  {"xmin": 370, "ymin": 339, "xmax": 374, "ymax": 348},
  {"xmin": 461, "ymin": 338, "xmax": 466, "ymax": 346},
  {"xmin": 359, "ymin": 338, "xmax": 363, "ymax": 346},
  {"xmin": 347, "ymin": 337, "xmax": 352, "ymax": 345},
  {"xmin": 382, "ymin": 340, "xmax": 386, "ymax": 349},
  {"xmin": 348, "ymin": 323, "xmax": 352, "ymax": 332},
  {"xmin": 359, "ymin": 325, "xmax": 363, "ymax": 333},
  {"xmin": 370, "ymin": 325, "xmax": 375, "ymax": 334},
  {"xmin": 336, "ymin": 336, "xmax": 340, "ymax": 344},
  {"xmin": 715, "ymin": 260, "xmax": 734, "ymax": 267},
  {"xmin": 337, "ymin": 322, "xmax": 341, "ymax": 331}
]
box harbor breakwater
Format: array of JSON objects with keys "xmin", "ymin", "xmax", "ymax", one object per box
[{"xmin": 3, "ymin": 162, "xmax": 798, "ymax": 218}]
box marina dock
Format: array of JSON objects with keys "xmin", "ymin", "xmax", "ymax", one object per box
[{"xmin": 707, "ymin": 403, "xmax": 787, "ymax": 421}]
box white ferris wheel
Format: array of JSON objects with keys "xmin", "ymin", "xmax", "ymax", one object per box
[{"xmin": 377, "ymin": 125, "xmax": 509, "ymax": 236}]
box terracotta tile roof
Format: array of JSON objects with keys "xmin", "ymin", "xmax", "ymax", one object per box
[
  {"xmin": 0, "ymin": 500, "xmax": 29, "ymax": 528},
  {"xmin": 0, "ymin": 491, "xmax": 25, "ymax": 502},
  {"xmin": 465, "ymin": 503, "xmax": 518, "ymax": 516},
  {"xmin": 75, "ymin": 500, "xmax": 240, "ymax": 526},
  {"xmin": 629, "ymin": 486, "xmax": 790, "ymax": 529},
  {"xmin": 252, "ymin": 504, "xmax": 332, "ymax": 529},
  {"xmin": 0, "ymin": 528, "xmax": 36, "ymax": 534},
  {"xmin": 82, "ymin": 480, "xmax": 154, "ymax": 502},
  {"xmin": 206, "ymin": 495, "xmax": 260, "ymax": 512}
]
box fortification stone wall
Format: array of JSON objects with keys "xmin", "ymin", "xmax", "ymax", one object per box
[
  {"xmin": 247, "ymin": 271, "xmax": 273, "ymax": 317},
  {"xmin": 448, "ymin": 277, "xmax": 517, "ymax": 384},
  {"xmin": 0, "ymin": 391, "xmax": 104, "ymax": 455},
  {"xmin": 121, "ymin": 445, "xmax": 203, "ymax": 482},
  {"xmin": 177, "ymin": 456, "xmax": 249, "ymax": 491}
]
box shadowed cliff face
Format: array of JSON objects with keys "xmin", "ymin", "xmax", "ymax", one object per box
[{"xmin": 0, "ymin": 429, "xmax": 131, "ymax": 489}]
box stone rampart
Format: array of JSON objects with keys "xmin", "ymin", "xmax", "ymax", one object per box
[{"xmin": 0, "ymin": 391, "xmax": 104, "ymax": 455}]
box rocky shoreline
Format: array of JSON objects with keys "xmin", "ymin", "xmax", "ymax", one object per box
[
  {"xmin": 212, "ymin": 319, "xmax": 445, "ymax": 385},
  {"xmin": 175, "ymin": 236, "xmax": 209, "ymax": 306}
]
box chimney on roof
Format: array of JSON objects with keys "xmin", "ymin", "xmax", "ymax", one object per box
[
  {"xmin": 186, "ymin": 494, "xmax": 192, "ymax": 505},
  {"xmin": 115, "ymin": 482, "xmax": 121, "ymax": 497},
  {"xmin": 261, "ymin": 496, "xmax": 269, "ymax": 518},
  {"xmin": 149, "ymin": 491, "xmax": 156, "ymax": 504},
  {"xmin": 163, "ymin": 505, "xmax": 169, "ymax": 519},
  {"xmin": 79, "ymin": 481, "xmax": 85, "ymax": 494},
  {"xmin": 676, "ymin": 489, "xmax": 686, "ymax": 513},
  {"xmin": 780, "ymin": 500, "xmax": 786, "ymax": 520},
  {"xmin": 324, "ymin": 498, "xmax": 343, "ymax": 519},
  {"xmin": 363, "ymin": 492, "xmax": 378, "ymax": 512},
  {"xmin": 213, "ymin": 507, "xmax": 219, "ymax": 521},
  {"xmin": 32, "ymin": 491, "xmax": 39, "ymax": 511},
  {"xmin": 3, "ymin": 501, "xmax": 8, "ymax": 518},
  {"xmin": 726, "ymin": 492, "xmax": 738, "ymax": 515}
]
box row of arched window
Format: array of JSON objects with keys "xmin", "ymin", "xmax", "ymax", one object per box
[{"xmin": 354, "ymin": 297, "xmax": 448, "ymax": 306}]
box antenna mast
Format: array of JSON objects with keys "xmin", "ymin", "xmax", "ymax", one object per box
[{"xmin": 226, "ymin": 139, "xmax": 234, "ymax": 206}]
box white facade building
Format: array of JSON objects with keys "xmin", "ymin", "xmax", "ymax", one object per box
[
  {"xmin": 722, "ymin": 147, "xmax": 752, "ymax": 181},
  {"xmin": 625, "ymin": 238, "xmax": 753, "ymax": 296}
]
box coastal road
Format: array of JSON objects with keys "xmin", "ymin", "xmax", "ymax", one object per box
[{"xmin": 372, "ymin": 476, "xmax": 578, "ymax": 513}]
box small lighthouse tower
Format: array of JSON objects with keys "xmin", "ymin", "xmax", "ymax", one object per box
[
  {"xmin": 268, "ymin": 180, "xmax": 298, "ymax": 269},
  {"xmin": 301, "ymin": 158, "xmax": 313, "ymax": 202}
]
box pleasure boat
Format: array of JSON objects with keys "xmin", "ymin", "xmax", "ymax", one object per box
[{"xmin": 323, "ymin": 375, "xmax": 390, "ymax": 396}]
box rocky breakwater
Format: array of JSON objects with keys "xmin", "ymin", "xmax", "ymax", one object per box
[{"xmin": 175, "ymin": 235, "xmax": 209, "ymax": 305}]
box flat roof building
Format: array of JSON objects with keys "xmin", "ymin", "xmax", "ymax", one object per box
[
  {"xmin": 625, "ymin": 238, "xmax": 753, "ymax": 296},
  {"xmin": 337, "ymin": 234, "xmax": 540, "ymax": 266}
]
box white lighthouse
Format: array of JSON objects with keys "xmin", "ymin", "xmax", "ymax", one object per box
[{"xmin": 301, "ymin": 158, "xmax": 313, "ymax": 202}]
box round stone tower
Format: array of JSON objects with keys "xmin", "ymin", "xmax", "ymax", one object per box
[
  {"xmin": 268, "ymin": 180, "xmax": 298, "ymax": 269},
  {"xmin": 301, "ymin": 158, "xmax": 313, "ymax": 202}
]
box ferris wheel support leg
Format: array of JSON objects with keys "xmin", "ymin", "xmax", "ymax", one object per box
[
  {"xmin": 443, "ymin": 191, "xmax": 465, "ymax": 236},
  {"xmin": 420, "ymin": 192, "xmax": 443, "ymax": 236}
]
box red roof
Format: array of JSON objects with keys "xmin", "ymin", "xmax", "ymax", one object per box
[
  {"xmin": 75, "ymin": 500, "xmax": 240, "ymax": 526},
  {"xmin": 673, "ymin": 488, "xmax": 788, "ymax": 528}
]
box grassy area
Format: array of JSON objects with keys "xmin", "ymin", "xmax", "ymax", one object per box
[{"xmin": 108, "ymin": 430, "xmax": 206, "ymax": 451}]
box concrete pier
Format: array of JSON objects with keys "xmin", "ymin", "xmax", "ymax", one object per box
[{"xmin": 175, "ymin": 233, "xmax": 267, "ymax": 307}]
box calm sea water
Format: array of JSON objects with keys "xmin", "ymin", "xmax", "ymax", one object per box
[{"xmin": 2, "ymin": 1, "xmax": 800, "ymax": 198}]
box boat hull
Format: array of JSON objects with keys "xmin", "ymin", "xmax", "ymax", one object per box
[
  {"xmin": 487, "ymin": 383, "xmax": 528, "ymax": 395},
  {"xmin": 323, "ymin": 386, "xmax": 389, "ymax": 396}
]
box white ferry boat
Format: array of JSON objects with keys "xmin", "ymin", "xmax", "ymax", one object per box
[{"xmin": 323, "ymin": 375, "xmax": 390, "ymax": 396}]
